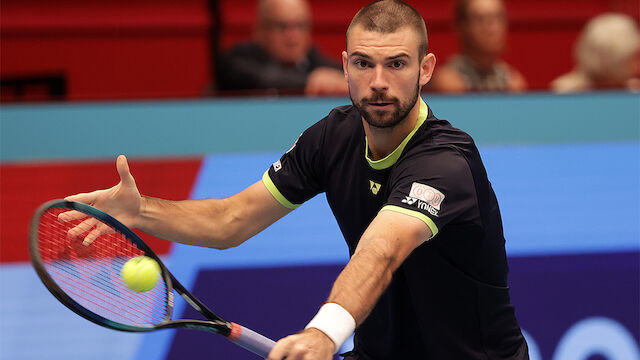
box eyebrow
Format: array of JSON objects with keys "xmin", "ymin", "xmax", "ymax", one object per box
[{"xmin": 349, "ymin": 51, "xmax": 410, "ymax": 60}]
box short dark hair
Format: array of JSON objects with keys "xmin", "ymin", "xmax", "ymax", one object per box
[{"xmin": 346, "ymin": 0, "xmax": 428, "ymax": 59}]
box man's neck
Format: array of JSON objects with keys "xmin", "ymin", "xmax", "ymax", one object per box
[{"xmin": 363, "ymin": 99, "xmax": 421, "ymax": 161}]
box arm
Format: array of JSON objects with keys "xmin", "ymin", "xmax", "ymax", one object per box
[
  {"xmin": 267, "ymin": 209, "xmax": 432, "ymax": 360},
  {"xmin": 428, "ymin": 65, "xmax": 468, "ymax": 94},
  {"xmin": 304, "ymin": 67, "xmax": 349, "ymax": 97},
  {"xmin": 63, "ymin": 155, "xmax": 291, "ymax": 248},
  {"xmin": 138, "ymin": 181, "xmax": 291, "ymax": 248},
  {"xmin": 327, "ymin": 209, "xmax": 432, "ymax": 324}
]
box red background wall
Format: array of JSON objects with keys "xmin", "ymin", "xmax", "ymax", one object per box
[
  {"xmin": 1, "ymin": 0, "xmax": 212, "ymax": 100},
  {"xmin": 0, "ymin": 159, "xmax": 202, "ymax": 262},
  {"xmin": 1, "ymin": 0, "xmax": 639, "ymax": 99}
]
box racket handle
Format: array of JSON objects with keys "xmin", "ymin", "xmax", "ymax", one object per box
[{"xmin": 228, "ymin": 322, "xmax": 276, "ymax": 358}]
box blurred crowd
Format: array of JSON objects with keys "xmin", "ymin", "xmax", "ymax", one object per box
[
  {"xmin": 551, "ymin": 13, "xmax": 640, "ymax": 92},
  {"xmin": 1, "ymin": 0, "xmax": 638, "ymax": 101},
  {"xmin": 216, "ymin": 0, "xmax": 347, "ymax": 96},
  {"xmin": 213, "ymin": 0, "xmax": 639, "ymax": 96}
]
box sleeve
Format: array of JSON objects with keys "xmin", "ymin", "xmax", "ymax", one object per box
[
  {"xmin": 382, "ymin": 148, "xmax": 478, "ymax": 239},
  {"xmin": 262, "ymin": 120, "xmax": 326, "ymax": 209}
]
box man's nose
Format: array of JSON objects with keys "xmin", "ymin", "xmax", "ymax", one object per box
[{"xmin": 370, "ymin": 65, "xmax": 389, "ymax": 92}]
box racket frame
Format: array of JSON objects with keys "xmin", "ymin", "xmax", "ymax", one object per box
[{"xmin": 29, "ymin": 199, "xmax": 233, "ymax": 336}]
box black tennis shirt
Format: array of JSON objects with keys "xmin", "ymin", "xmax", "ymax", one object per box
[{"xmin": 263, "ymin": 99, "xmax": 527, "ymax": 359}]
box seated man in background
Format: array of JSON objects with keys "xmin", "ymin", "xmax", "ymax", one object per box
[
  {"xmin": 429, "ymin": 0, "xmax": 526, "ymax": 93},
  {"xmin": 216, "ymin": 0, "xmax": 347, "ymax": 96},
  {"xmin": 551, "ymin": 13, "xmax": 640, "ymax": 93}
]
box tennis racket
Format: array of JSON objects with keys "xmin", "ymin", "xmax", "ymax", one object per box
[{"xmin": 29, "ymin": 199, "xmax": 276, "ymax": 358}]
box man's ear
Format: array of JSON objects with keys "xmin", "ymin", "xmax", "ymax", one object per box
[
  {"xmin": 342, "ymin": 51, "xmax": 349, "ymax": 81},
  {"xmin": 420, "ymin": 53, "xmax": 437, "ymax": 87}
]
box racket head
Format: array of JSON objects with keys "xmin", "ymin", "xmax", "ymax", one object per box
[{"xmin": 29, "ymin": 199, "xmax": 173, "ymax": 332}]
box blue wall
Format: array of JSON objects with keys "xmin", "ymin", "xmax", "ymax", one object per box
[{"xmin": 2, "ymin": 92, "xmax": 638, "ymax": 162}]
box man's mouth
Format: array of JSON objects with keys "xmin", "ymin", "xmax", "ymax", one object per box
[{"xmin": 368, "ymin": 102, "xmax": 393, "ymax": 107}]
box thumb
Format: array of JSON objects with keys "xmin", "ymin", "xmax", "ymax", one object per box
[{"xmin": 116, "ymin": 155, "xmax": 136, "ymax": 187}]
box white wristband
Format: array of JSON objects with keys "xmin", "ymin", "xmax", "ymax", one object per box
[{"xmin": 305, "ymin": 303, "xmax": 356, "ymax": 354}]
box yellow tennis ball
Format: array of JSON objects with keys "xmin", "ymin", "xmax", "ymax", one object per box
[{"xmin": 121, "ymin": 256, "xmax": 160, "ymax": 292}]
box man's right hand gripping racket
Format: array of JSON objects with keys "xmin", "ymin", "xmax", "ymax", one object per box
[{"xmin": 29, "ymin": 199, "xmax": 276, "ymax": 358}]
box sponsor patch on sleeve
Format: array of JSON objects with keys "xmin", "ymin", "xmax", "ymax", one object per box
[{"xmin": 400, "ymin": 182, "xmax": 445, "ymax": 216}]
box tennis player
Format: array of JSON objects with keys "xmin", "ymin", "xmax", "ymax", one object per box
[{"xmin": 66, "ymin": 1, "xmax": 528, "ymax": 358}]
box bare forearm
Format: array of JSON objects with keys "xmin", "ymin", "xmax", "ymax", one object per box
[
  {"xmin": 137, "ymin": 196, "xmax": 242, "ymax": 248},
  {"xmin": 324, "ymin": 211, "xmax": 430, "ymax": 326},
  {"xmin": 326, "ymin": 245, "xmax": 397, "ymax": 326},
  {"xmin": 135, "ymin": 181, "xmax": 290, "ymax": 249}
]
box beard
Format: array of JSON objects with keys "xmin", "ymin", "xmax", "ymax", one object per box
[{"xmin": 350, "ymin": 78, "xmax": 421, "ymax": 129}]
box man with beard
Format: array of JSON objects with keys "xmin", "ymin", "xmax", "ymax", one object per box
[{"xmin": 64, "ymin": 1, "xmax": 528, "ymax": 359}]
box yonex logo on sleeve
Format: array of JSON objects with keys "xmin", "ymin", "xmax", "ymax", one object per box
[
  {"xmin": 401, "ymin": 196, "xmax": 417, "ymax": 205},
  {"xmin": 409, "ymin": 183, "xmax": 445, "ymax": 210}
]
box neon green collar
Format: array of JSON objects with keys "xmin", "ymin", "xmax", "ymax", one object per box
[{"xmin": 365, "ymin": 98, "xmax": 428, "ymax": 170}]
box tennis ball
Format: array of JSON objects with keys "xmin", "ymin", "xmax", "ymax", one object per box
[{"xmin": 121, "ymin": 256, "xmax": 161, "ymax": 292}]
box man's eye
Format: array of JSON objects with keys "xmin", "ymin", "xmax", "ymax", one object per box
[
  {"xmin": 391, "ymin": 61, "xmax": 405, "ymax": 69},
  {"xmin": 354, "ymin": 60, "xmax": 369, "ymax": 69}
]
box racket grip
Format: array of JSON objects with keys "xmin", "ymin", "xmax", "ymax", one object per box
[{"xmin": 228, "ymin": 322, "xmax": 276, "ymax": 358}]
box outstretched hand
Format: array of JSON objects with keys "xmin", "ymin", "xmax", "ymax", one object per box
[{"xmin": 59, "ymin": 155, "xmax": 142, "ymax": 245}]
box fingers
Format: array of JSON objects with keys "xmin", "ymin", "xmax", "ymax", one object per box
[
  {"xmin": 267, "ymin": 337, "xmax": 293, "ymax": 360},
  {"xmin": 58, "ymin": 210, "xmax": 87, "ymax": 222},
  {"xmin": 67, "ymin": 217, "xmax": 98, "ymax": 239},
  {"xmin": 66, "ymin": 217, "xmax": 114, "ymax": 246},
  {"xmin": 64, "ymin": 190, "xmax": 103, "ymax": 205},
  {"xmin": 82, "ymin": 222, "xmax": 114, "ymax": 246},
  {"xmin": 267, "ymin": 331, "xmax": 333, "ymax": 360},
  {"xmin": 116, "ymin": 155, "xmax": 136, "ymax": 187},
  {"xmin": 67, "ymin": 214, "xmax": 114, "ymax": 246}
]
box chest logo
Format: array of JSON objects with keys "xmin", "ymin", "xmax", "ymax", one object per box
[{"xmin": 369, "ymin": 180, "xmax": 382, "ymax": 195}]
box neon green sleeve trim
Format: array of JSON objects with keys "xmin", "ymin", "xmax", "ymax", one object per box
[
  {"xmin": 262, "ymin": 171, "xmax": 301, "ymax": 210},
  {"xmin": 380, "ymin": 205, "xmax": 439, "ymax": 239}
]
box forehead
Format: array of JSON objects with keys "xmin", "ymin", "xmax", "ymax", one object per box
[
  {"xmin": 347, "ymin": 26, "xmax": 420, "ymax": 58},
  {"xmin": 467, "ymin": 0, "xmax": 504, "ymax": 15},
  {"xmin": 264, "ymin": 0, "xmax": 310, "ymax": 21}
]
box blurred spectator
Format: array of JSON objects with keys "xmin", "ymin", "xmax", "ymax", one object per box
[
  {"xmin": 216, "ymin": 0, "xmax": 347, "ymax": 96},
  {"xmin": 429, "ymin": 0, "xmax": 526, "ymax": 93},
  {"xmin": 551, "ymin": 13, "xmax": 640, "ymax": 93}
]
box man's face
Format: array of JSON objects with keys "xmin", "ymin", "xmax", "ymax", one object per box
[
  {"xmin": 343, "ymin": 26, "xmax": 431, "ymax": 128},
  {"xmin": 460, "ymin": 0, "xmax": 507, "ymax": 57},
  {"xmin": 257, "ymin": 0, "xmax": 312, "ymax": 64}
]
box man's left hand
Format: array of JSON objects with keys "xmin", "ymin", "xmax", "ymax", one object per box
[{"xmin": 267, "ymin": 328, "xmax": 335, "ymax": 360}]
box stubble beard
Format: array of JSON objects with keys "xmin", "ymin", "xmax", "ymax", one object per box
[{"xmin": 350, "ymin": 78, "xmax": 421, "ymax": 129}]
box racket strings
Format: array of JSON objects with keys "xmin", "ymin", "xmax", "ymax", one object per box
[
  {"xmin": 37, "ymin": 208, "xmax": 170, "ymax": 327},
  {"xmin": 41, "ymin": 237, "xmax": 167, "ymax": 309},
  {"xmin": 46, "ymin": 254, "xmax": 167, "ymax": 322}
]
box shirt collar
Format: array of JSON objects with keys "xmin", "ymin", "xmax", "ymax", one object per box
[{"xmin": 365, "ymin": 97, "xmax": 428, "ymax": 170}]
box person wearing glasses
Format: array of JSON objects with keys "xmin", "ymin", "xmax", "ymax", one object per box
[{"xmin": 216, "ymin": 0, "xmax": 348, "ymax": 96}]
